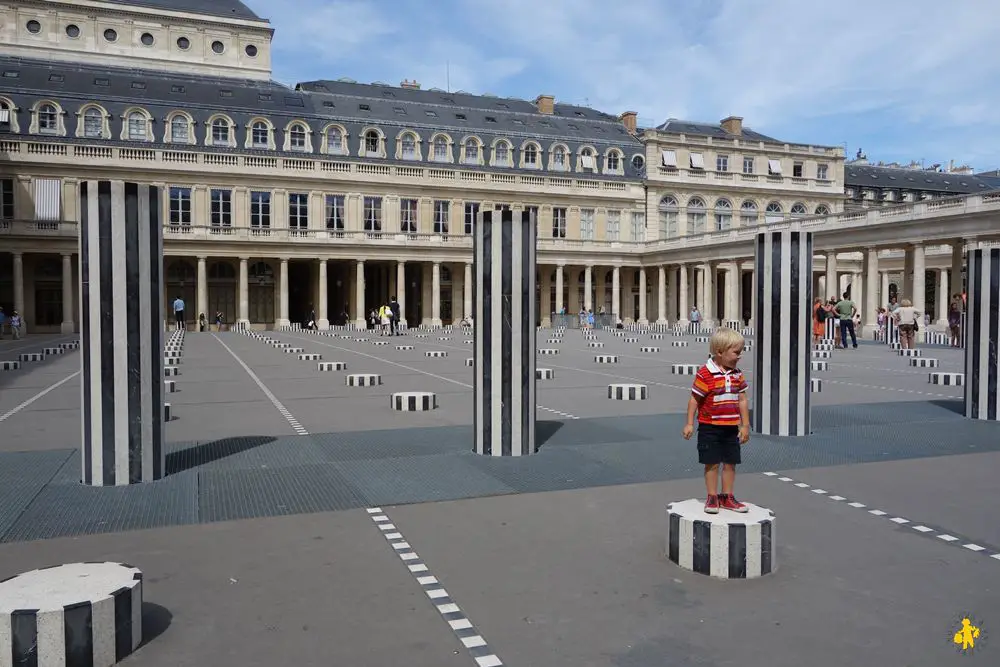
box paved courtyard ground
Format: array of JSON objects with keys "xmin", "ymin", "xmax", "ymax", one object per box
[{"xmin": 0, "ymin": 326, "xmax": 997, "ymax": 666}]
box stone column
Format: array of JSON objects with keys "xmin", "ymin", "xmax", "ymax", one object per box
[
  {"xmin": 540, "ymin": 267, "xmax": 552, "ymax": 326},
  {"xmin": 61, "ymin": 252, "xmax": 74, "ymax": 333},
  {"xmin": 934, "ymin": 269, "xmax": 949, "ymax": 327},
  {"xmin": 657, "ymin": 265, "xmax": 667, "ymax": 324},
  {"xmin": 678, "ymin": 264, "xmax": 689, "ymax": 326},
  {"xmin": 431, "ymin": 261, "xmax": 442, "ymax": 326},
  {"xmin": 752, "ymin": 229, "xmax": 813, "ymax": 437},
  {"xmin": 474, "ymin": 208, "xmax": 537, "ymax": 456},
  {"xmin": 951, "ymin": 242, "xmax": 965, "ymax": 296},
  {"xmin": 903, "ymin": 247, "xmax": 914, "ymax": 300},
  {"xmin": 702, "ymin": 262, "xmax": 715, "ymax": 327},
  {"xmin": 196, "ymin": 256, "xmax": 207, "ymax": 328},
  {"xmin": 396, "ymin": 261, "xmax": 407, "ymax": 327},
  {"xmin": 238, "ymin": 257, "xmax": 249, "ymax": 325},
  {"xmin": 79, "ymin": 180, "xmax": 164, "ymax": 485},
  {"xmin": 464, "ymin": 262, "xmax": 472, "ymax": 323},
  {"xmin": 881, "ymin": 271, "xmax": 890, "ymax": 308},
  {"xmin": 554, "ymin": 264, "xmax": 564, "ymax": 316},
  {"xmin": 749, "ymin": 265, "xmax": 757, "ymax": 328},
  {"xmin": 723, "ymin": 263, "xmax": 736, "ymax": 323},
  {"xmin": 277, "ymin": 258, "xmax": 290, "ymax": 327},
  {"xmin": 612, "ymin": 265, "xmax": 620, "ymax": 319},
  {"xmin": 638, "ymin": 267, "xmax": 648, "ymax": 324},
  {"xmin": 864, "ymin": 248, "xmax": 879, "ymax": 337},
  {"xmin": 964, "ymin": 247, "xmax": 1000, "ymax": 421},
  {"xmin": 824, "ymin": 251, "xmax": 837, "ymax": 301},
  {"xmin": 354, "ymin": 259, "xmax": 366, "ymax": 328},
  {"xmin": 12, "ymin": 252, "xmax": 24, "ymax": 316},
  {"xmin": 912, "ymin": 243, "xmax": 926, "ymax": 319},
  {"xmin": 317, "ymin": 259, "xmax": 329, "ymax": 329},
  {"xmin": 584, "ymin": 264, "xmax": 593, "ymax": 312}
]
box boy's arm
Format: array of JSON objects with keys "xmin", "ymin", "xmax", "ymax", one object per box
[
  {"xmin": 738, "ymin": 392, "xmax": 750, "ymax": 427},
  {"xmin": 685, "ymin": 395, "xmax": 702, "ymax": 427}
]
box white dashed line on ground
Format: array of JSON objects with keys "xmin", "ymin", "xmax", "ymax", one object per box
[
  {"xmin": 213, "ymin": 334, "xmax": 310, "ymax": 436},
  {"xmin": 0, "ymin": 370, "xmax": 80, "ymax": 423},
  {"xmin": 365, "ymin": 507, "xmax": 505, "ymax": 667},
  {"xmin": 763, "ymin": 471, "xmax": 1000, "ymax": 563}
]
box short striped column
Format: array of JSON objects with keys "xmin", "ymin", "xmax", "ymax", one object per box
[
  {"xmin": 474, "ymin": 208, "xmax": 537, "ymax": 456},
  {"xmin": 885, "ymin": 316, "xmax": 899, "ymax": 346},
  {"xmin": 964, "ymin": 248, "xmax": 1000, "ymax": 420},
  {"xmin": 752, "ymin": 230, "xmax": 812, "ymax": 436},
  {"xmin": 80, "ymin": 181, "xmax": 164, "ymax": 486},
  {"xmin": 824, "ymin": 316, "xmax": 836, "ymax": 342},
  {"xmin": 666, "ymin": 499, "xmax": 775, "ymax": 579}
]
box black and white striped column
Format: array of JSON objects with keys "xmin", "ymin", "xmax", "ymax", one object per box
[
  {"xmin": 665, "ymin": 499, "xmax": 775, "ymax": 579},
  {"xmin": 964, "ymin": 248, "xmax": 1000, "ymax": 420},
  {"xmin": 473, "ymin": 208, "xmax": 537, "ymax": 456},
  {"xmin": 753, "ymin": 230, "xmax": 812, "ymax": 436},
  {"xmin": 80, "ymin": 181, "xmax": 164, "ymax": 486}
]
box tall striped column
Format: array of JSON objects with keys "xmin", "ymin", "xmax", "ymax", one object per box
[
  {"xmin": 80, "ymin": 181, "xmax": 165, "ymax": 485},
  {"xmin": 964, "ymin": 248, "xmax": 1000, "ymax": 420},
  {"xmin": 473, "ymin": 208, "xmax": 537, "ymax": 456},
  {"xmin": 752, "ymin": 230, "xmax": 813, "ymax": 436}
]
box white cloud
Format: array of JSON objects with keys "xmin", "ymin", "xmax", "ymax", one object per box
[{"xmin": 251, "ymin": 0, "xmax": 1000, "ymax": 165}]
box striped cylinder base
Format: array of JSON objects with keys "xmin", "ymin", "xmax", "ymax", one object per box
[
  {"xmin": 930, "ymin": 372, "xmax": 964, "ymax": 386},
  {"xmin": 0, "ymin": 361, "xmax": 20, "ymax": 371},
  {"xmin": 814, "ymin": 343, "xmax": 833, "ymax": 351},
  {"xmin": 396, "ymin": 345, "xmax": 414, "ymax": 351},
  {"xmin": 672, "ymin": 364, "xmax": 700, "ymax": 375},
  {"xmin": 283, "ymin": 347, "xmax": 305, "ymax": 354},
  {"xmin": 623, "ymin": 337, "xmax": 639, "ymax": 343},
  {"xmin": 0, "ymin": 562, "xmax": 143, "ymax": 666},
  {"xmin": 812, "ymin": 351, "xmax": 831, "ymax": 360},
  {"xmin": 425, "ymin": 351, "xmax": 448, "ymax": 358},
  {"xmin": 811, "ymin": 361, "xmax": 829, "ymax": 371},
  {"xmin": 298, "ymin": 353, "xmax": 322, "ymax": 361},
  {"xmin": 318, "ymin": 362, "xmax": 347, "ymax": 371},
  {"xmin": 695, "ymin": 336, "xmax": 710, "ymax": 343},
  {"xmin": 589, "ymin": 342, "xmax": 604, "ymax": 348},
  {"xmin": 466, "ymin": 358, "xmax": 474, "ymax": 367},
  {"xmin": 43, "ymin": 347, "xmax": 65, "ymax": 355},
  {"xmin": 672, "ymin": 341, "xmax": 689, "ymax": 347},
  {"xmin": 163, "ymin": 367, "xmax": 179, "ymax": 377},
  {"xmin": 391, "ymin": 392, "xmax": 437, "ymax": 411},
  {"xmin": 608, "ymin": 383, "xmax": 647, "ymax": 400},
  {"xmin": 538, "ymin": 349, "xmax": 559, "ymax": 355},
  {"xmin": 346, "ymin": 374, "xmax": 381, "ymax": 386},
  {"xmin": 545, "ymin": 338, "xmax": 561, "ymax": 344},
  {"xmin": 910, "ymin": 358, "xmax": 938, "ymax": 368},
  {"xmin": 164, "ymin": 380, "xmax": 176, "ymax": 393},
  {"xmin": 888, "ymin": 342, "xmax": 901, "ymax": 350},
  {"xmin": 19, "ymin": 353, "xmax": 44, "ymax": 362},
  {"xmin": 650, "ymin": 334, "xmax": 665, "ymax": 340},
  {"xmin": 640, "ymin": 346, "xmax": 660, "ymax": 353},
  {"xmin": 595, "ymin": 355, "xmax": 619, "ymax": 363},
  {"xmin": 666, "ymin": 499, "xmax": 775, "ymax": 579},
  {"xmin": 811, "ymin": 379, "xmax": 823, "ymax": 392},
  {"xmin": 898, "ymin": 349, "xmax": 922, "ymax": 357},
  {"xmin": 536, "ymin": 368, "xmax": 554, "ymax": 379},
  {"xmin": 60, "ymin": 341, "xmax": 81, "ymax": 350},
  {"xmin": 438, "ymin": 337, "xmax": 451, "ymax": 341}
]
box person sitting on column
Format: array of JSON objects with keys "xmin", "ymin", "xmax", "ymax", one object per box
[
  {"xmin": 681, "ymin": 327, "xmax": 751, "ymax": 515},
  {"xmin": 893, "ymin": 298, "xmax": 921, "ymax": 350},
  {"xmin": 835, "ymin": 291, "xmax": 859, "ymax": 349}
]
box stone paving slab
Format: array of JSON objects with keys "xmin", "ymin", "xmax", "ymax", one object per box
[{"xmin": 0, "ymin": 449, "xmax": 72, "ymax": 536}]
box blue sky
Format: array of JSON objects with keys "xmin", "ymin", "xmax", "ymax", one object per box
[{"xmin": 249, "ymin": 0, "xmax": 1000, "ymax": 171}]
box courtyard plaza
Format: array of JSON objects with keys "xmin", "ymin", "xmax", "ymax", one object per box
[{"xmin": 0, "ymin": 320, "xmax": 997, "ymax": 666}]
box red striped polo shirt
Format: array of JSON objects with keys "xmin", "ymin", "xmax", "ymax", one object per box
[{"xmin": 691, "ymin": 359, "xmax": 748, "ymax": 426}]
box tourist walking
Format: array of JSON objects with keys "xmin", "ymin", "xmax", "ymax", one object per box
[
  {"xmin": 681, "ymin": 327, "xmax": 751, "ymax": 515},
  {"xmin": 948, "ymin": 294, "xmax": 963, "ymax": 347},
  {"xmin": 389, "ymin": 296, "xmax": 401, "ymax": 335},
  {"xmin": 812, "ymin": 298, "xmax": 827, "ymax": 344},
  {"xmin": 893, "ymin": 298, "xmax": 921, "ymax": 349}
]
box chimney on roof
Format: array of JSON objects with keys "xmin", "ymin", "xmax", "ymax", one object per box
[
  {"xmin": 400, "ymin": 79, "xmax": 421, "ymax": 90},
  {"xmin": 619, "ymin": 111, "xmax": 638, "ymax": 134},
  {"xmin": 720, "ymin": 115, "xmax": 743, "ymax": 136},
  {"xmin": 535, "ymin": 94, "xmax": 554, "ymax": 115}
]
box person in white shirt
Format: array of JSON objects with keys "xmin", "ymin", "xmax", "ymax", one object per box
[
  {"xmin": 892, "ymin": 299, "xmax": 921, "ymax": 349},
  {"xmin": 172, "ymin": 296, "xmax": 185, "ymax": 331}
]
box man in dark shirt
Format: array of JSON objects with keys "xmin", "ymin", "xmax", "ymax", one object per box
[{"xmin": 389, "ymin": 297, "xmax": 401, "ymax": 335}]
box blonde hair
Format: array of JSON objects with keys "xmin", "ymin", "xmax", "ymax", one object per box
[
  {"xmin": 900, "ymin": 298, "xmax": 912, "ymax": 307},
  {"xmin": 709, "ymin": 327, "xmax": 745, "ymax": 355}
]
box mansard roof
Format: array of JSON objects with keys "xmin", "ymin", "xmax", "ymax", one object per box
[
  {"xmin": 845, "ymin": 163, "xmax": 999, "ymax": 195},
  {"xmin": 653, "ymin": 118, "xmax": 781, "ymax": 143},
  {"xmin": 0, "ymin": 55, "xmax": 644, "ymax": 179},
  {"xmin": 102, "ymin": 0, "xmax": 265, "ymax": 21}
]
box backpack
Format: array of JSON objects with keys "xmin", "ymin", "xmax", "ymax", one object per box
[{"xmin": 816, "ymin": 307, "xmax": 827, "ymax": 322}]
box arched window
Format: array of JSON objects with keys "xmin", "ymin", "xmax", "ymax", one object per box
[
  {"xmin": 686, "ymin": 197, "xmax": 707, "ymax": 235},
  {"xmin": 523, "ymin": 143, "xmax": 539, "ymax": 167},
  {"xmin": 326, "ymin": 126, "xmax": 345, "ymax": 154},
  {"xmin": 364, "ymin": 130, "xmax": 380, "ymax": 155},
  {"xmin": 494, "ymin": 140, "xmax": 511, "ymax": 166},
  {"xmin": 167, "ymin": 261, "xmax": 196, "ymax": 283},
  {"xmin": 815, "ymin": 204, "xmax": 831, "ymax": 215},
  {"xmin": 714, "ymin": 198, "xmax": 732, "ymax": 231},
  {"xmin": 211, "ymin": 117, "xmax": 230, "ymax": 145},
  {"xmin": 126, "ymin": 111, "xmax": 148, "ymax": 141},
  {"xmin": 400, "ymin": 132, "xmax": 417, "ymax": 160},
  {"xmin": 463, "ymin": 137, "xmax": 479, "ymax": 164},
  {"xmin": 658, "ymin": 195, "xmax": 678, "ymax": 239},
  {"xmin": 251, "ymin": 121, "xmax": 269, "ymax": 148},
  {"xmin": 38, "ymin": 103, "xmax": 59, "ymax": 133},
  {"xmin": 606, "ymin": 150, "xmax": 621, "ymax": 173},
  {"xmin": 790, "ymin": 202, "xmax": 807, "ymax": 216},
  {"xmin": 169, "ymin": 115, "xmax": 190, "ymax": 143},
  {"xmin": 765, "ymin": 201, "xmax": 783, "ymax": 223},
  {"xmin": 432, "ymin": 135, "xmax": 449, "ymax": 161},
  {"xmin": 289, "ymin": 123, "xmax": 308, "ymax": 151},
  {"xmin": 82, "ymin": 107, "xmax": 104, "ymax": 138},
  {"xmin": 580, "ymin": 147, "xmax": 596, "ymax": 171},
  {"xmin": 552, "ymin": 145, "xmax": 568, "ymax": 170},
  {"xmin": 740, "ymin": 200, "xmax": 758, "ymax": 227}
]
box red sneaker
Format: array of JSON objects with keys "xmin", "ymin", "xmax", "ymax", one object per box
[
  {"xmin": 704, "ymin": 494, "xmax": 720, "ymax": 514},
  {"xmin": 719, "ymin": 494, "xmax": 749, "ymax": 513}
]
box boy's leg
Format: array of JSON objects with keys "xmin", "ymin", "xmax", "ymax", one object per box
[
  {"xmin": 720, "ymin": 463, "xmax": 736, "ymax": 496},
  {"xmin": 704, "ymin": 463, "xmax": 719, "ymax": 497}
]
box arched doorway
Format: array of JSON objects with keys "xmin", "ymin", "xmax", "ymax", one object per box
[
  {"xmin": 248, "ymin": 261, "xmax": 275, "ymax": 324},
  {"xmin": 208, "ymin": 261, "xmax": 237, "ymax": 325}
]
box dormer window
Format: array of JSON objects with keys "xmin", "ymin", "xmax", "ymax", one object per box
[
  {"xmin": 126, "ymin": 111, "xmax": 147, "ymax": 141},
  {"xmin": 38, "ymin": 103, "xmax": 58, "ymax": 134},
  {"xmin": 251, "ymin": 121, "xmax": 269, "ymax": 148},
  {"xmin": 401, "ymin": 133, "xmax": 417, "ymax": 160},
  {"xmin": 289, "ymin": 123, "xmax": 307, "ymax": 151},
  {"xmin": 552, "ymin": 146, "xmax": 567, "ymax": 170},
  {"xmin": 170, "ymin": 115, "xmax": 190, "ymax": 143},
  {"xmin": 524, "ymin": 144, "xmax": 538, "ymax": 167},
  {"xmin": 432, "ymin": 135, "xmax": 448, "ymax": 161},
  {"xmin": 326, "ymin": 126, "xmax": 345, "ymax": 155},
  {"xmin": 211, "ymin": 118, "xmax": 230, "ymax": 145},
  {"xmin": 606, "ymin": 152, "xmax": 620, "ymax": 172},
  {"xmin": 83, "ymin": 108, "xmax": 103, "ymax": 138},
  {"xmin": 494, "ymin": 141, "xmax": 511, "ymax": 166},
  {"xmin": 463, "ymin": 138, "xmax": 479, "ymax": 164},
  {"xmin": 580, "ymin": 148, "xmax": 596, "ymax": 171},
  {"xmin": 364, "ymin": 130, "xmax": 380, "ymax": 155}
]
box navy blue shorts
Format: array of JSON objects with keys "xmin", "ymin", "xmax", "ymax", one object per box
[{"xmin": 697, "ymin": 423, "xmax": 741, "ymax": 465}]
